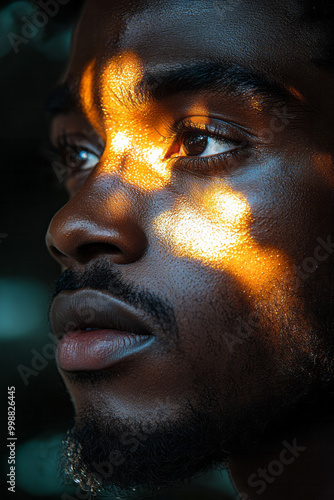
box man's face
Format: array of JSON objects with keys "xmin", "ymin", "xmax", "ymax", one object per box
[{"xmin": 47, "ymin": 0, "xmax": 334, "ymax": 494}]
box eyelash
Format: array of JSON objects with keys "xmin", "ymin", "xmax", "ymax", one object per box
[
  {"xmin": 165, "ymin": 120, "xmax": 250, "ymax": 176},
  {"xmin": 56, "ymin": 132, "xmax": 97, "ymax": 164}
]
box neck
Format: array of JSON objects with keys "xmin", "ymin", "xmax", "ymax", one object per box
[{"xmin": 228, "ymin": 420, "xmax": 334, "ymax": 500}]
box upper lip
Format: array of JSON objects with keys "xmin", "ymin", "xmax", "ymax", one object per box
[{"xmin": 50, "ymin": 289, "xmax": 154, "ymax": 341}]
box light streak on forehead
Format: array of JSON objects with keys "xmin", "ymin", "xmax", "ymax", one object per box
[{"xmin": 82, "ymin": 51, "xmax": 172, "ymax": 190}]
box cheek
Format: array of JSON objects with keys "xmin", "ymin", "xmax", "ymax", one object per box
[
  {"xmin": 150, "ymin": 178, "xmax": 317, "ymax": 366},
  {"xmin": 152, "ymin": 183, "xmax": 294, "ymax": 299}
]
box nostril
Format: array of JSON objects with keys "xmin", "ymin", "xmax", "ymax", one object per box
[
  {"xmin": 50, "ymin": 244, "xmax": 67, "ymax": 261},
  {"xmin": 76, "ymin": 242, "xmax": 122, "ymax": 263}
]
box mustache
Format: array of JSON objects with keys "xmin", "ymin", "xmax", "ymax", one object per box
[{"xmin": 50, "ymin": 261, "xmax": 178, "ymax": 341}]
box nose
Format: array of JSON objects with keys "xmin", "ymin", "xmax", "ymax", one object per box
[{"xmin": 46, "ymin": 173, "xmax": 148, "ymax": 268}]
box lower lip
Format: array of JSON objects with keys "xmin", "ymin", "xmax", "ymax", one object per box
[{"xmin": 57, "ymin": 330, "xmax": 153, "ymax": 371}]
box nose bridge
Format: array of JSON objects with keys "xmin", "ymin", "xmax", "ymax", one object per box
[
  {"xmin": 102, "ymin": 129, "xmax": 172, "ymax": 192},
  {"xmin": 46, "ymin": 169, "xmax": 148, "ymax": 266}
]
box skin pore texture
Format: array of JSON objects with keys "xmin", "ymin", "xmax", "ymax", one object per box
[{"xmin": 46, "ymin": 0, "xmax": 334, "ymax": 498}]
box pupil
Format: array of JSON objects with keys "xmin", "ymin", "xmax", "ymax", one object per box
[{"xmin": 183, "ymin": 133, "xmax": 208, "ymax": 156}]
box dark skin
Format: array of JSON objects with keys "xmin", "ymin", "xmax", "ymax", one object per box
[{"xmin": 46, "ymin": 0, "xmax": 334, "ymax": 498}]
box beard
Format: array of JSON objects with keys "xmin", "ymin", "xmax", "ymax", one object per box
[
  {"xmin": 60, "ymin": 403, "xmax": 232, "ymax": 498},
  {"xmin": 59, "ymin": 395, "xmax": 285, "ymax": 498},
  {"xmin": 59, "ymin": 372, "xmax": 334, "ymax": 499},
  {"xmin": 55, "ymin": 261, "xmax": 334, "ymax": 497}
]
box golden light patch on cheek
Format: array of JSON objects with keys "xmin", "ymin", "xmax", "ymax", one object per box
[
  {"xmin": 154, "ymin": 184, "xmax": 292, "ymax": 296},
  {"xmin": 96, "ymin": 52, "xmax": 172, "ymax": 190}
]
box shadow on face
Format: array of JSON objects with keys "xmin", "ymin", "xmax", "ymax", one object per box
[{"xmin": 47, "ymin": 0, "xmax": 334, "ymax": 494}]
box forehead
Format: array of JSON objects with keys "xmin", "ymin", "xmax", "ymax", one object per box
[{"xmin": 67, "ymin": 0, "xmax": 325, "ymax": 90}]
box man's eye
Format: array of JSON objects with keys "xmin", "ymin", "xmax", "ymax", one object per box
[
  {"xmin": 61, "ymin": 145, "xmax": 100, "ymax": 171},
  {"xmin": 175, "ymin": 132, "xmax": 238, "ymax": 158},
  {"xmin": 163, "ymin": 119, "xmax": 251, "ymax": 176}
]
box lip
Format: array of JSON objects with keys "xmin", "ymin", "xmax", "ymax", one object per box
[{"xmin": 50, "ymin": 289, "xmax": 155, "ymax": 371}]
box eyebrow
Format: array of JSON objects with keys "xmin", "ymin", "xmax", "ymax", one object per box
[
  {"xmin": 135, "ymin": 62, "xmax": 302, "ymax": 110},
  {"xmin": 46, "ymin": 61, "xmax": 304, "ymax": 117}
]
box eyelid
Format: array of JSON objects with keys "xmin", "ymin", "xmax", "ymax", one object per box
[
  {"xmin": 164, "ymin": 115, "xmax": 258, "ymax": 141},
  {"xmin": 54, "ymin": 131, "xmax": 105, "ymax": 157},
  {"xmin": 164, "ymin": 116, "xmax": 250, "ymax": 160}
]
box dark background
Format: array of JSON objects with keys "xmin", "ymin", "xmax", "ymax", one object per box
[
  {"xmin": 1, "ymin": 1, "xmax": 86, "ymax": 498},
  {"xmin": 0, "ymin": 1, "xmax": 236, "ymax": 499}
]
